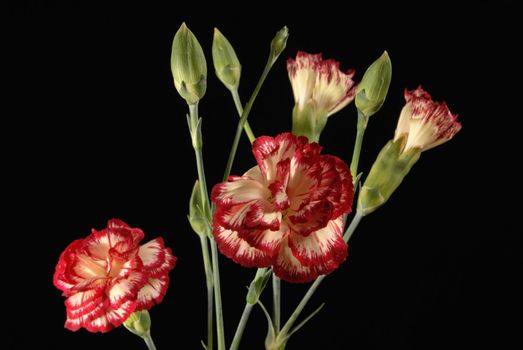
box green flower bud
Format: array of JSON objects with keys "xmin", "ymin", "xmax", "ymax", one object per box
[
  {"xmin": 171, "ymin": 22, "xmax": 207, "ymax": 105},
  {"xmin": 269, "ymin": 26, "xmax": 289, "ymax": 64},
  {"xmin": 355, "ymin": 51, "xmax": 392, "ymax": 118},
  {"xmin": 212, "ymin": 28, "xmax": 241, "ymax": 91},
  {"xmin": 123, "ymin": 310, "xmax": 151, "ymax": 338},
  {"xmin": 188, "ymin": 180, "xmax": 211, "ymax": 238},
  {"xmin": 358, "ymin": 136, "xmax": 420, "ymax": 215}
]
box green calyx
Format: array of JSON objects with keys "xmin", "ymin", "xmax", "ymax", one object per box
[
  {"xmin": 123, "ymin": 310, "xmax": 151, "ymax": 338},
  {"xmin": 291, "ymin": 103, "xmax": 327, "ymax": 143},
  {"xmin": 358, "ymin": 136, "xmax": 420, "ymax": 215}
]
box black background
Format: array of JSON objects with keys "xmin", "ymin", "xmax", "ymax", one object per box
[{"xmin": 5, "ymin": 1, "xmax": 521, "ymax": 349}]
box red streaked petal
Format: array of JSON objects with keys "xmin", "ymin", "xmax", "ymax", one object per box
[
  {"xmin": 107, "ymin": 271, "xmax": 148, "ymax": 308},
  {"xmin": 81, "ymin": 300, "xmax": 137, "ymax": 333},
  {"xmin": 238, "ymin": 224, "xmax": 288, "ymax": 255},
  {"xmin": 139, "ymin": 238, "xmax": 165, "ymax": 270},
  {"xmin": 213, "ymin": 225, "xmax": 273, "ymax": 267},
  {"xmin": 288, "ymin": 216, "xmax": 347, "ymax": 268},
  {"xmin": 289, "ymin": 200, "xmax": 333, "ymax": 236},
  {"xmin": 136, "ymin": 275, "xmax": 170, "ymax": 310},
  {"xmin": 243, "ymin": 201, "xmax": 282, "ymax": 231},
  {"xmin": 211, "ymin": 173, "xmax": 270, "ymax": 205},
  {"xmin": 330, "ymin": 156, "xmax": 353, "ymax": 218},
  {"xmin": 252, "ymin": 133, "xmax": 307, "ymax": 181},
  {"xmin": 146, "ymin": 247, "xmax": 177, "ymax": 278},
  {"xmin": 273, "ymin": 238, "xmax": 317, "ymax": 283}
]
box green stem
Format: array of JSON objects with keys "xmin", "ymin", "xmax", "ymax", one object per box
[
  {"xmin": 350, "ymin": 110, "xmax": 369, "ymax": 180},
  {"xmin": 272, "ymin": 273, "xmax": 281, "ymax": 333},
  {"xmin": 278, "ymin": 212, "xmax": 364, "ymax": 339},
  {"xmin": 343, "ymin": 210, "xmax": 363, "ymax": 243},
  {"xmin": 229, "ymin": 303, "xmax": 253, "ymax": 350},
  {"xmin": 142, "ymin": 332, "xmax": 158, "ymax": 350},
  {"xmin": 231, "ymin": 89, "xmax": 255, "ymax": 144},
  {"xmin": 210, "ymin": 239, "xmax": 226, "ymax": 350},
  {"xmin": 278, "ymin": 275, "xmax": 324, "ymax": 340},
  {"xmin": 229, "ymin": 268, "xmax": 268, "ymax": 350},
  {"xmin": 222, "ymin": 57, "xmax": 275, "ymax": 182},
  {"xmin": 188, "ymin": 103, "xmax": 216, "ymax": 350},
  {"xmin": 200, "ymin": 235, "xmax": 214, "ymax": 350}
]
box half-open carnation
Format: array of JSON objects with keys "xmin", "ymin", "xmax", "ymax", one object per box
[
  {"xmin": 53, "ymin": 219, "xmax": 176, "ymax": 332},
  {"xmin": 394, "ymin": 86, "xmax": 461, "ymax": 151},
  {"xmin": 212, "ymin": 133, "xmax": 353, "ymax": 283}
]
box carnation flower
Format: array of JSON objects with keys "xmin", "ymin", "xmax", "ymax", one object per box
[
  {"xmin": 394, "ymin": 86, "xmax": 461, "ymax": 152},
  {"xmin": 212, "ymin": 133, "xmax": 353, "ymax": 283},
  {"xmin": 53, "ymin": 219, "xmax": 176, "ymax": 332}
]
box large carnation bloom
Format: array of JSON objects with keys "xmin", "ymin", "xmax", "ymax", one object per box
[
  {"xmin": 212, "ymin": 133, "xmax": 353, "ymax": 283},
  {"xmin": 53, "ymin": 219, "xmax": 176, "ymax": 332}
]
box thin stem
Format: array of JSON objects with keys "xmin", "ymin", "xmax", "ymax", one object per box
[
  {"xmin": 350, "ymin": 110, "xmax": 369, "ymax": 180},
  {"xmin": 188, "ymin": 103, "xmax": 215, "ymax": 350},
  {"xmin": 229, "ymin": 267, "xmax": 268, "ymax": 350},
  {"xmin": 343, "ymin": 210, "xmax": 363, "ymax": 243},
  {"xmin": 210, "ymin": 239, "xmax": 226, "ymax": 350},
  {"xmin": 272, "ymin": 273, "xmax": 281, "ymax": 333},
  {"xmin": 142, "ymin": 332, "xmax": 157, "ymax": 350},
  {"xmin": 278, "ymin": 276, "xmax": 325, "ymax": 339},
  {"xmin": 231, "ymin": 89, "xmax": 255, "ymax": 144},
  {"xmin": 229, "ymin": 303, "xmax": 253, "ymax": 350},
  {"xmin": 200, "ymin": 235, "xmax": 214, "ymax": 350},
  {"xmin": 222, "ymin": 58, "xmax": 274, "ymax": 182},
  {"xmin": 278, "ymin": 212, "xmax": 364, "ymax": 339}
]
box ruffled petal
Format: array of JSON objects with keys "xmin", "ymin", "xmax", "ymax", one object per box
[
  {"xmin": 273, "ymin": 238, "xmax": 317, "ymax": 283},
  {"xmin": 136, "ymin": 275, "xmax": 170, "ymax": 310},
  {"xmin": 288, "ymin": 216, "xmax": 347, "ymax": 269},
  {"xmin": 213, "ymin": 225, "xmax": 273, "ymax": 267},
  {"xmin": 83, "ymin": 300, "xmax": 137, "ymax": 333},
  {"xmin": 288, "ymin": 200, "xmax": 333, "ymax": 236},
  {"xmin": 107, "ymin": 271, "xmax": 148, "ymax": 308}
]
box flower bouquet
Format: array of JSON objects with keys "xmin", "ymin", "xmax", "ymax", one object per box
[{"xmin": 53, "ymin": 23, "xmax": 460, "ymax": 349}]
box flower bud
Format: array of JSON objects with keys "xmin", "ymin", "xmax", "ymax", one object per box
[
  {"xmin": 355, "ymin": 51, "xmax": 392, "ymax": 118},
  {"xmin": 358, "ymin": 136, "xmax": 420, "ymax": 215},
  {"xmin": 124, "ymin": 310, "xmax": 151, "ymax": 338},
  {"xmin": 188, "ymin": 180, "xmax": 211, "ymax": 238},
  {"xmin": 212, "ymin": 28, "xmax": 241, "ymax": 91},
  {"xmin": 269, "ymin": 26, "xmax": 289, "ymax": 64},
  {"xmin": 171, "ymin": 22, "xmax": 207, "ymax": 105}
]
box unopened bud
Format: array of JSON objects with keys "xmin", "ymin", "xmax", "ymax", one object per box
[
  {"xmin": 212, "ymin": 28, "xmax": 241, "ymax": 91},
  {"xmin": 355, "ymin": 51, "xmax": 392, "ymax": 118},
  {"xmin": 171, "ymin": 22, "xmax": 207, "ymax": 104}
]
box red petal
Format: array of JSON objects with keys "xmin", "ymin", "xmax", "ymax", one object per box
[
  {"xmin": 213, "ymin": 224, "xmax": 273, "ymax": 267},
  {"xmin": 107, "ymin": 271, "xmax": 148, "ymax": 308},
  {"xmin": 138, "ymin": 238, "xmax": 166, "ymax": 270},
  {"xmin": 136, "ymin": 275, "xmax": 170, "ymax": 310},
  {"xmin": 273, "ymin": 239, "xmax": 318, "ymax": 283},
  {"xmin": 330, "ymin": 156, "xmax": 353, "ymax": 218},
  {"xmin": 288, "ymin": 216, "xmax": 347, "ymax": 269},
  {"xmin": 289, "ymin": 200, "xmax": 333, "ymax": 236},
  {"xmin": 83, "ymin": 300, "xmax": 137, "ymax": 333}
]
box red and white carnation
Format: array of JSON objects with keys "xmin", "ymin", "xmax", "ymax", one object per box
[
  {"xmin": 394, "ymin": 86, "xmax": 461, "ymax": 151},
  {"xmin": 53, "ymin": 219, "xmax": 176, "ymax": 332},
  {"xmin": 212, "ymin": 133, "xmax": 353, "ymax": 283},
  {"xmin": 287, "ymin": 52, "xmax": 357, "ymax": 117}
]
